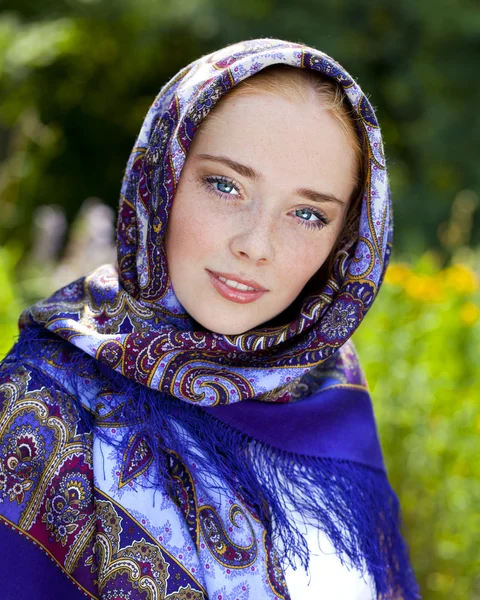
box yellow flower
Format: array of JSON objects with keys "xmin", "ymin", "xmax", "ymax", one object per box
[
  {"xmin": 385, "ymin": 264, "xmax": 411, "ymax": 286},
  {"xmin": 404, "ymin": 274, "xmax": 445, "ymax": 303},
  {"xmin": 460, "ymin": 302, "xmax": 480, "ymax": 326},
  {"xmin": 444, "ymin": 264, "xmax": 478, "ymax": 295},
  {"xmin": 427, "ymin": 277, "xmax": 446, "ymax": 303}
]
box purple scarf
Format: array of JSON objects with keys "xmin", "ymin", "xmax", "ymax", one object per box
[{"xmin": 4, "ymin": 38, "xmax": 419, "ymax": 598}]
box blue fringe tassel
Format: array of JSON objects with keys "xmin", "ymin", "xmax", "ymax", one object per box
[{"xmin": 1, "ymin": 327, "xmax": 420, "ymax": 599}]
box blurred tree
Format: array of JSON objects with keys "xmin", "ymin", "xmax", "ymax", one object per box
[{"xmin": 0, "ymin": 0, "xmax": 479, "ymax": 256}]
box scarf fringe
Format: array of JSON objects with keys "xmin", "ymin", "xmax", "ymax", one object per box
[{"xmin": 1, "ymin": 328, "xmax": 420, "ymax": 599}]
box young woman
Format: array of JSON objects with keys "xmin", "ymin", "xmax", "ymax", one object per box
[{"xmin": 0, "ymin": 39, "xmax": 419, "ymax": 599}]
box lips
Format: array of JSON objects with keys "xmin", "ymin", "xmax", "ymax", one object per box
[
  {"xmin": 209, "ymin": 271, "xmax": 267, "ymax": 291},
  {"xmin": 206, "ymin": 270, "xmax": 268, "ymax": 304}
]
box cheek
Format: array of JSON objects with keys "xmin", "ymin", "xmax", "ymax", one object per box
[
  {"xmin": 166, "ymin": 193, "xmax": 220, "ymax": 263},
  {"xmin": 276, "ymin": 230, "xmax": 338, "ymax": 293}
]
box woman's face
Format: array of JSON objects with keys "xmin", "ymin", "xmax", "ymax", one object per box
[{"xmin": 165, "ymin": 92, "xmax": 357, "ymax": 335}]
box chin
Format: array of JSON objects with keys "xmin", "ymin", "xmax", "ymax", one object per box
[
  {"xmin": 192, "ymin": 314, "xmax": 263, "ymax": 336},
  {"xmin": 192, "ymin": 305, "xmax": 294, "ymax": 335},
  {"xmin": 204, "ymin": 322, "xmax": 254, "ymax": 336}
]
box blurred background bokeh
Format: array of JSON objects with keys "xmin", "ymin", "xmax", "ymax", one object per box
[{"xmin": 0, "ymin": 1, "xmax": 479, "ymax": 597}]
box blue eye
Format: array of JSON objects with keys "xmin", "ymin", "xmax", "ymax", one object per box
[
  {"xmin": 215, "ymin": 180, "xmax": 238, "ymax": 195},
  {"xmin": 295, "ymin": 208, "xmax": 320, "ymax": 222},
  {"xmin": 203, "ymin": 175, "xmax": 241, "ymax": 197},
  {"xmin": 293, "ymin": 207, "xmax": 329, "ymax": 230}
]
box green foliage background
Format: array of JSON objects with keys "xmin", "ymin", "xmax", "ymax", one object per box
[
  {"xmin": 1, "ymin": 1, "xmax": 480, "ymax": 598},
  {"xmin": 356, "ymin": 260, "xmax": 480, "ymax": 598}
]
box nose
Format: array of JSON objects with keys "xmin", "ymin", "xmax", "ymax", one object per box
[{"xmin": 229, "ymin": 213, "xmax": 275, "ymax": 265}]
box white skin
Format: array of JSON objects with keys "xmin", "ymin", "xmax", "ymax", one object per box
[{"xmin": 165, "ymin": 92, "xmax": 357, "ymax": 335}]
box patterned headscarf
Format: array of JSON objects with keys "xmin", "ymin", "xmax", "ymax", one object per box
[
  {"xmin": 4, "ymin": 39, "xmax": 421, "ymax": 599},
  {"xmin": 21, "ymin": 38, "xmax": 391, "ymax": 406}
]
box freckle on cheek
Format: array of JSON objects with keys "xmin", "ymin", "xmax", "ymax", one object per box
[{"xmin": 174, "ymin": 220, "xmax": 217, "ymax": 255}]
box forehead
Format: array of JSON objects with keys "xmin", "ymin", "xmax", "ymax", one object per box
[{"xmin": 190, "ymin": 92, "xmax": 357, "ymax": 196}]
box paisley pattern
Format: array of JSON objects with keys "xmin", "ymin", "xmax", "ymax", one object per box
[
  {"xmin": 41, "ymin": 460, "xmax": 92, "ymax": 547},
  {"xmin": 165, "ymin": 451, "xmax": 259, "ymax": 572},
  {"xmin": 119, "ymin": 434, "xmax": 154, "ymax": 488},
  {"xmin": 0, "ymin": 422, "xmax": 46, "ymax": 505},
  {"xmin": 258, "ymin": 339, "xmax": 367, "ymax": 403},
  {"xmin": 20, "ymin": 38, "xmax": 392, "ymax": 408},
  {"xmin": 0, "ymin": 361, "xmax": 284, "ymax": 598},
  {"xmin": 198, "ymin": 505, "xmax": 257, "ymax": 569},
  {"xmin": 89, "ymin": 499, "xmax": 170, "ymax": 598},
  {"xmin": 165, "ymin": 449, "xmax": 200, "ymax": 550},
  {"xmin": 263, "ymin": 532, "xmax": 291, "ymax": 600}
]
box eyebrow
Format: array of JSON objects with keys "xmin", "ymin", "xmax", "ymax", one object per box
[
  {"xmin": 196, "ymin": 153, "xmax": 260, "ymax": 180},
  {"xmin": 195, "ymin": 153, "xmax": 347, "ymax": 206}
]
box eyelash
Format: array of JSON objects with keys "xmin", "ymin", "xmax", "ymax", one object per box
[{"xmin": 200, "ymin": 175, "xmax": 329, "ymax": 230}]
